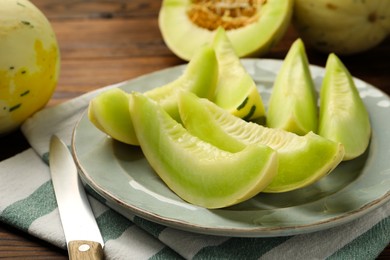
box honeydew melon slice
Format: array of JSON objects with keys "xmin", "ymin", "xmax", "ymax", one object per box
[
  {"xmin": 88, "ymin": 44, "xmax": 218, "ymax": 145},
  {"xmin": 266, "ymin": 39, "xmax": 318, "ymax": 135},
  {"xmin": 158, "ymin": 0, "xmax": 293, "ymax": 61},
  {"xmin": 212, "ymin": 27, "xmax": 265, "ymax": 121},
  {"xmin": 88, "ymin": 88, "xmax": 139, "ymax": 145},
  {"xmin": 145, "ymin": 45, "xmax": 218, "ymax": 120},
  {"xmin": 318, "ymin": 54, "xmax": 371, "ymax": 160},
  {"xmin": 179, "ymin": 91, "xmax": 345, "ymax": 193},
  {"xmin": 129, "ymin": 92, "xmax": 278, "ymax": 209}
]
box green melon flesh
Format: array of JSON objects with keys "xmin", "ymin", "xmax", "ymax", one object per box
[
  {"xmin": 88, "ymin": 44, "xmax": 218, "ymax": 145},
  {"xmin": 129, "ymin": 92, "xmax": 278, "ymax": 209},
  {"xmin": 145, "ymin": 44, "xmax": 218, "ymax": 120},
  {"xmin": 318, "ymin": 53, "xmax": 371, "ymax": 160},
  {"xmin": 212, "ymin": 27, "xmax": 265, "ymax": 121},
  {"xmin": 266, "ymin": 39, "xmax": 318, "ymax": 135},
  {"xmin": 88, "ymin": 88, "xmax": 138, "ymax": 145},
  {"xmin": 179, "ymin": 91, "xmax": 345, "ymax": 193},
  {"xmin": 158, "ymin": 0, "xmax": 293, "ymax": 61}
]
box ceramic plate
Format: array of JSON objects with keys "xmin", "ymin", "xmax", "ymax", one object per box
[{"xmin": 72, "ymin": 59, "xmax": 390, "ymax": 237}]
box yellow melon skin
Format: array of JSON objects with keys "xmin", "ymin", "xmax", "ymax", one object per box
[
  {"xmin": 0, "ymin": 0, "xmax": 60, "ymax": 135},
  {"xmin": 293, "ymin": 0, "xmax": 390, "ymax": 55},
  {"xmin": 158, "ymin": 0, "xmax": 293, "ymax": 61}
]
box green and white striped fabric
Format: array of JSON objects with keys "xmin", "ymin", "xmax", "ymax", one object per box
[{"xmin": 1, "ymin": 83, "xmax": 389, "ymax": 259}]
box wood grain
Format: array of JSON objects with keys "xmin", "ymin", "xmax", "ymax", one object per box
[
  {"xmin": 68, "ymin": 240, "xmax": 104, "ymax": 260},
  {"xmin": 0, "ymin": 223, "xmax": 67, "ymax": 258},
  {"xmin": 0, "ymin": 0, "xmax": 389, "ymax": 258}
]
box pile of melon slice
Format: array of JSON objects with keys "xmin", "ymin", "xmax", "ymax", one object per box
[{"xmin": 88, "ymin": 29, "xmax": 371, "ymax": 209}]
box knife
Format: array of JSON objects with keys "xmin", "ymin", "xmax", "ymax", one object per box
[{"xmin": 49, "ymin": 135, "xmax": 104, "ymax": 260}]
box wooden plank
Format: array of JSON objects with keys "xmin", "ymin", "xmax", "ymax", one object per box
[
  {"xmin": 31, "ymin": 0, "xmax": 161, "ymax": 20},
  {"xmin": 0, "ymin": 224, "xmax": 67, "ymax": 258},
  {"xmin": 51, "ymin": 19, "xmax": 173, "ymax": 59}
]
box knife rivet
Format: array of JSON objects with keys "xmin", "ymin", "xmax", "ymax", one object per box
[{"xmin": 79, "ymin": 244, "xmax": 91, "ymax": 252}]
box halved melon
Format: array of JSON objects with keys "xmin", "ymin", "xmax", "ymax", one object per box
[
  {"xmin": 88, "ymin": 44, "xmax": 218, "ymax": 145},
  {"xmin": 212, "ymin": 27, "xmax": 265, "ymax": 121},
  {"xmin": 266, "ymin": 39, "xmax": 318, "ymax": 135},
  {"xmin": 179, "ymin": 91, "xmax": 345, "ymax": 193},
  {"xmin": 129, "ymin": 92, "xmax": 278, "ymax": 209},
  {"xmin": 318, "ymin": 54, "xmax": 371, "ymax": 160},
  {"xmin": 158, "ymin": 0, "xmax": 293, "ymax": 61}
]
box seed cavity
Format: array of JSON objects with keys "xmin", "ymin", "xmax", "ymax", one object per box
[{"xmin": 187, "ymin": 0, "xmax": 266, "ymax": 31}]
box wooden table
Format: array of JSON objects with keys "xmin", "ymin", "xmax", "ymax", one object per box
[{"xmin": 0, "ymin": 0, "xmax": 389, "ymax": 258}]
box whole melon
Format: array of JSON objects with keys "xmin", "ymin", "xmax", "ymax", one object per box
[
  {"xmin": 0, "ymin": 0, "xmax": 60, "ymax": 135},
  {"xmin": 159, "ymin": 0, "xmax": 293, "ymax": 61},
  {"xmin": 293, "ymin": 0, "xmax": 390, "ymax": 55}
]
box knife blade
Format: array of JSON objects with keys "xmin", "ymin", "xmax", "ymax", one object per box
[{"xmin": 49, "ymin": 135, "xmax": 104, "ymax": 260}]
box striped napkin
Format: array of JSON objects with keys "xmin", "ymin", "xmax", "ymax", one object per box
[{"xmin": 1, "ymin": 74, "xmax": 389, "ymax": 259}]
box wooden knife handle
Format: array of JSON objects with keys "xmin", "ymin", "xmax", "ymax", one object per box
[{"xmin": 68, "ymin": 240, "xmax": 104, "ymax": 260}]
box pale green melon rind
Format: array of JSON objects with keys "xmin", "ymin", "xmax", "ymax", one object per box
[
  {"xmin": 88, "ymin": 88, "xmax": 139, "ymax": 145},
  {"xmin": 88, "ymin": 44, "xmax": 218, "ymax": 145},
  {"xmin": 130, "ymin": 92, "xmax": 278, "ymax": 209},
  {"xmin": 318, "ymin": 53, "xmax": 371, "ymax": 160},
  {"xmin": 212, "ymin": 28, "xmax": 265, "ymax": 120},
  {"xmin": 158, "ymin": 0, "xmax": 293, "ymax": 61},
  {"xmin": 266, "ymin": 39, "xmax": 318, "ymax": 135},
  {"xmin": 264, "ymin": 132, "xmax": 344, "ymax": 192},
  {"xmin": 178, "ymin": 91, "xmax": 345, "ymax": 193}
]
